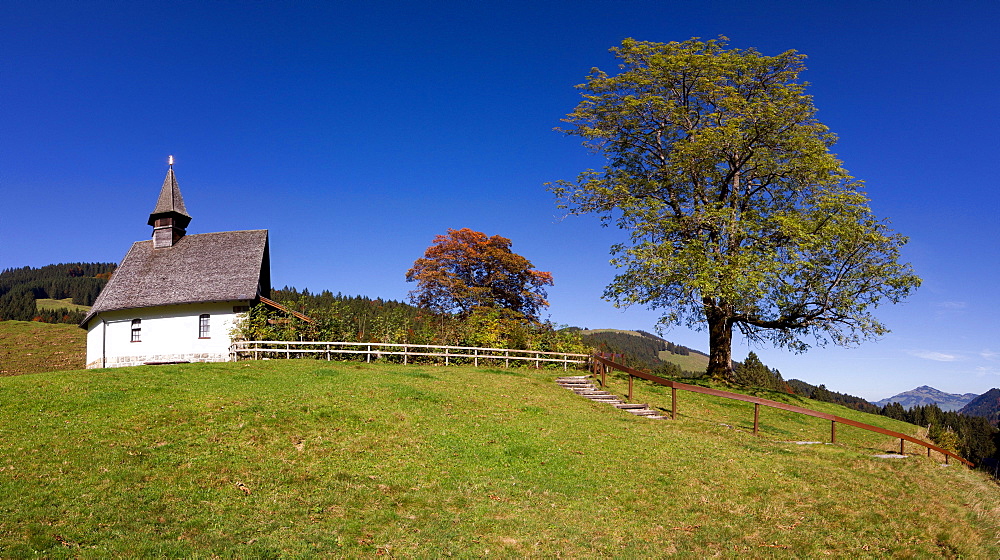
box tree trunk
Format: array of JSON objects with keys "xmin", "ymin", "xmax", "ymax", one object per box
[{"xmin": 706, "ymin": 305, "xmax": 735, "ymax": 382}]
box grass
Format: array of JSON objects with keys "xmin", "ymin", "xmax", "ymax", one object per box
[
  {"xmin": 0, "ymin": 320, "xmax": 85, "ymax": 375},
  {"xmin": 35, "ymin": 298, "xmax": 91, "ymax": 313},
  {"xmin": 1, "ymin": 359, "xmax": 998, "ymax": 558}
]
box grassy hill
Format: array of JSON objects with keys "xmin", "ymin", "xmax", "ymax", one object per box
[
  {"xmin": 35, "ymin": 298, "xmax": 91, "ymax": 313},
  {"xmin": 0, "ymin": 320, "xmax": 85, "ymax": 375},
  {"xmin": 0, "ymin": 360, "xmax": 997, "ymax": 557},
  {"xmin": 581, "ymin": 328, "xmax": 710, "ymax": 373},
  {"xmin": 656, "ymin": 349, "xmax": 711, "ymax": 372}
]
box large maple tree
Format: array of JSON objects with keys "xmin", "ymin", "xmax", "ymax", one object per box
[{"xmin": 405, "ymin": 228, "xmax": 553, "ymax": 322}]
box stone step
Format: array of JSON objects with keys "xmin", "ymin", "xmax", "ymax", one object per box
[
  {"xmin": 556, "ymin": 379, "xmax": 663, "ymax": 420},
  {"xmin": 613, "ymin": 403, "xmax": 648, "ymax": 410},
  {"xmin": 627, "ymin": 409, "xmax": 661, "ymax": 416}
]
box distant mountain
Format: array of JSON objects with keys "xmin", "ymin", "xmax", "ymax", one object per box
[
  {"xmin": 872, "ymin": 385, "xmax": 979, "ymax": 412},
  {"xmin": 959, "ymin": 389, "xmax": 1000, "ymax": 426}
]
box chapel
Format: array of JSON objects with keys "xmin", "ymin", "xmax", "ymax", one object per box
[{"xmin": 80, "ymin": 159, "xmax": 271, "ymax": 368}]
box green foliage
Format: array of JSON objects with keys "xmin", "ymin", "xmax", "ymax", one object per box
[
  {"xmin": 652, "ymin": 360, "xmax": 686, "ymax": 378},
  {"xmin": 0, "ymin": 287, "xmax": 36, "ymax": 321},
  {"xmin": 934, "ymin": 428, "xmax": 961, "ymax": 455},
  {"xmin": 885, "ymin": 402, "xmax": 999, "ymax": 469},
  {"xmin": 732, "ymin": 351, "xmax": 786, "ymax": 392},
  {"xmin": 550, "ymin": 37, "xmax": 920, "ymax": 381},
  {"xmin": 229, "ymin": 302, "xmax": 279, "ymax": 341},
  {"xmin": 229, "ymin": 287, "xmax": 589, "ymax": 356}
]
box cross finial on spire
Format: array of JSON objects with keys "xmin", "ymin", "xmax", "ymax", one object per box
[{"xmin": 168, "ymin": 155, "xmax": 174, "ymax": 167}]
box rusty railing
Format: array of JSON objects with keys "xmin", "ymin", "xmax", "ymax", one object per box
[{"xmin": 590, "ymin": 353, "xmax": 973, "ymax": 467}]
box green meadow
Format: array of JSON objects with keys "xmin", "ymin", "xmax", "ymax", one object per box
[
  {"xmin": 34, "ymin": 298, "xmax": 91, "ymax": 313},
  {"xmin": 1, "ymin": 359, "xmax": 997, "ymax": 558}
]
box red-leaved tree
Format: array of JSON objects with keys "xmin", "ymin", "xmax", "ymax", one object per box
[{"xmin": 405, "ymin": 228, "xmax": 554, "ymax": 321}]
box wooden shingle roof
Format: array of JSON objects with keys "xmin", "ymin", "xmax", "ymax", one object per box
[
  {"xmin": 81, "ymin": 229, "xmax": 270, "ymax": 326},
  {"xmin": 147, "ymin": 167, "xmax": 192, "ymax": 227}
]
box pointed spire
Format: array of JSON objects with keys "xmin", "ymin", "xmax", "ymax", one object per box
[
  {"xmin": 148, "ymin": 157, "xmax": 192, "ymax": 248},
  {"xmin": 148, "ymin": 157, "xmax": 191, "ymax": 227}
]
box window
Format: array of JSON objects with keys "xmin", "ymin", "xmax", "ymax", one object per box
[
  {"xmin": 199, "ymin": 314, "xmax": 210, "ymax": 338},
  {"xmin": 131, "ymin": 319, "xmax": 141, "ymax": 342}
]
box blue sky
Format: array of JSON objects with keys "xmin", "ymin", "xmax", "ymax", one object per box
[{"xmin": 3, "ymin": 1, "xmax": 998, "ymax": 400}]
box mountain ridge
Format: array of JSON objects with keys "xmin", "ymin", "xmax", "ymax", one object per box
[
  {"xmin": 959, "ymin": 388, "xmax": 1000, "ymax": 426},
  {"xmin": 872, "ymin": 385, "xmax": 980, "ymax": 412}
]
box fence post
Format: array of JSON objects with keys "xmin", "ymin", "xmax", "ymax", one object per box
[
  {"xmin": 831, "ymin": 420, "xmax": 836, "ymax": 444},
  {"xmin": 505, "ymin": 350, "xmax": 509, "ymax": 368},
  {"xmin": 367, "ymin": 344, "xmax": 371, "ymax": 363},
  {"xmin": 475, "ymin": 349, "xmax": 479, "ymax": 368},
  {"xmin": 403, "ymin": 345, "xmax": 408, "ymax": 365},
  {"xmin": 445, "ymin": 347, "xmax": 450, "ymax": 366},
  {"xmin": 601, "ymin": 363, "xmax": 606, "ymax": 388},
  {"xmin": 671, "ymin": 387, "xmax": 677, "ymax": 420},
  {"xmin": 753, "ymin": 403, "xmax": 760, "ymax": 435},
  {"xmin": 899, "ymin": 438, "xmax": 905, "ymax": 455},
  {"xmin": 628, "ymin": 375, "xmax": 633, "ymax": 401},
  {"xmin": 286, "ymin": 343, "xmax": 290, "ymax": 360}
]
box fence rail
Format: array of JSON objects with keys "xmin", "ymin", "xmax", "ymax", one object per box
[
  {"xmin": 230, "ymin": 340, "xmax": 590, "ymax": 370},
  {"xmin": 591, "ymin": 353, "xmax": 974, "ymax": 467}
]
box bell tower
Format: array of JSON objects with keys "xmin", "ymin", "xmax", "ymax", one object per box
[{"xmin": 148, "ymin": 156, "xmax": 192, "ymax": 248}]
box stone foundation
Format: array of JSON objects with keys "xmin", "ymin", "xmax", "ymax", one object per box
[{"xmin": 85, "ymin": 352, "xmax": 230, "ymax": 369}]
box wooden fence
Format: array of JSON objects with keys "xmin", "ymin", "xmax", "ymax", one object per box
[
  {"xmin": 591, "ymin": 353, "xmax": 974, "ymax": 467},
  {"xmin": 230, "ymin": 340, "xmax": 590, "ymax": 370}
]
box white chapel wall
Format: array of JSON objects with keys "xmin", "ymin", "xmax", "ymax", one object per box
[{"xmin": 85, "ymin": 302, "xmax": 250, "ymax": 369}]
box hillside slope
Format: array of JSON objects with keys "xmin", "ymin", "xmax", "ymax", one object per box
[
  {"xmin": 0, "ymin": 361, "xmax": 997, "ymax": 557},
  {"xmin": 580, "ymin": 329, "xmax": 709, "ymax": 373},
  {"xmin": 0, "ymin": 320, "xmax": 85, "ymax": 375},
  {"xmin": 0, "ymin": 262, "xmax": 115, "ymax": 323},
  {"xmin": 960, "ymin": 388, "xmax": 1000, "ymax": 426}
]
